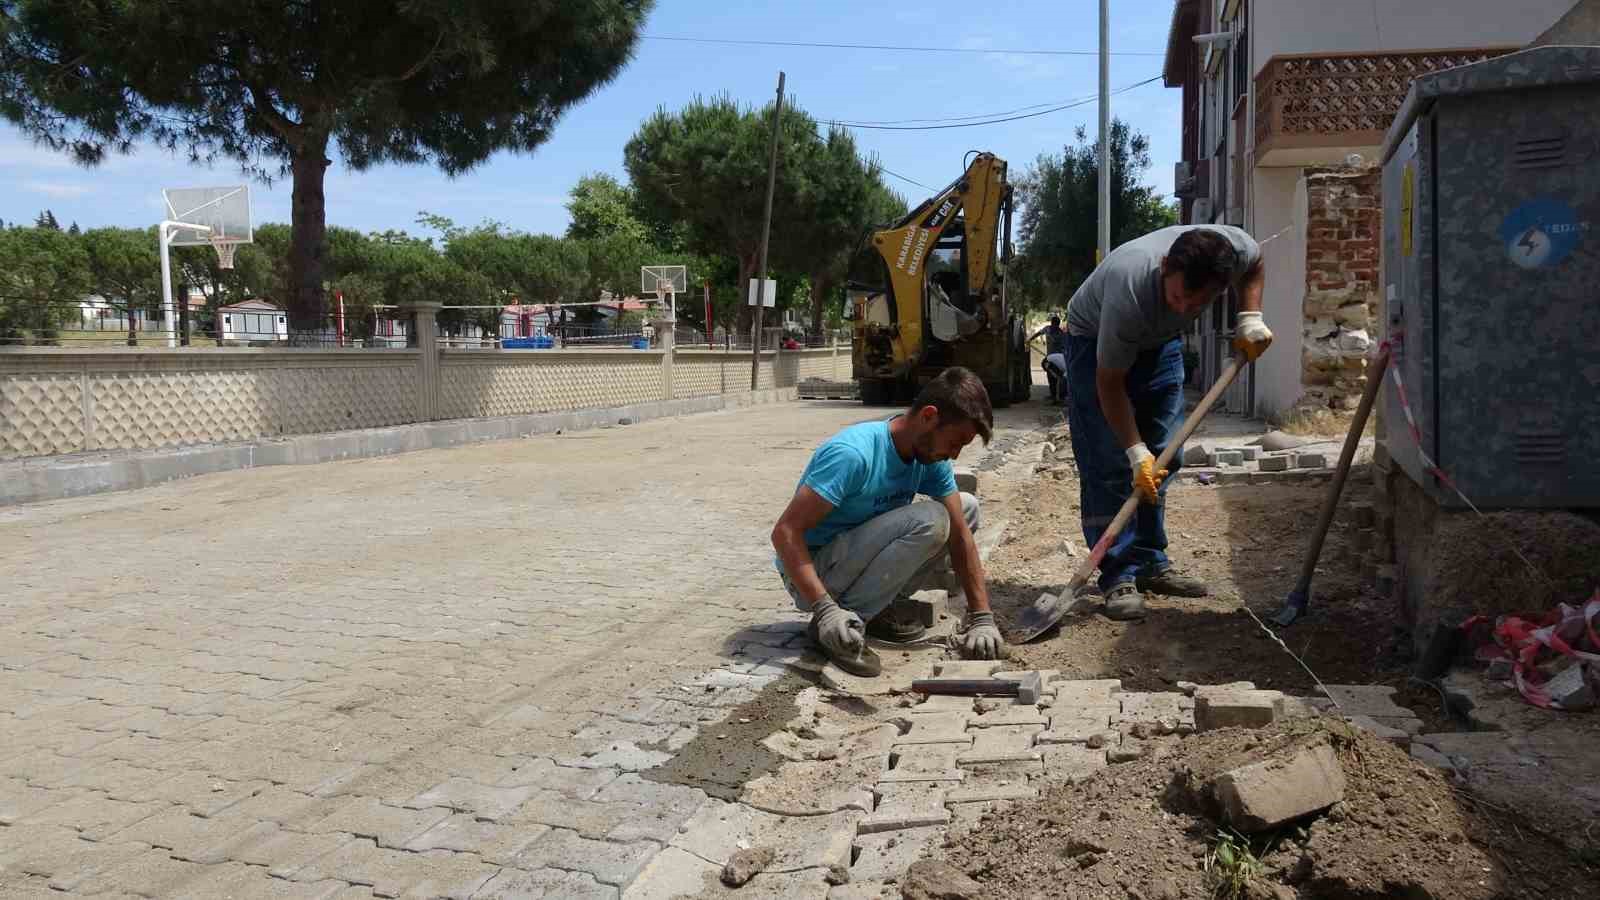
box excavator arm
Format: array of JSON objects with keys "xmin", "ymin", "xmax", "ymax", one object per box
[{"xmin": 852, "ymin": 152, "xmax": 1021, "ymax": 403}]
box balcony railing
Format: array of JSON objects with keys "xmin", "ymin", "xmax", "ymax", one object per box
[{"xmin": 1254, "ymin": 49, "xmax": 1515, "ymax": 157}]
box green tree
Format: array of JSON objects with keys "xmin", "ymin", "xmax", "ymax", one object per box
[
  {"xmin": 2, "ymin": 0, "xmax": 653, "ymax": 335},
  {"xmin": 33, "ymin": 209, "xmax": 59, "ymax": 231},
  {"xmin": 0, "ymin": 226, "xmax": 89, "ymax": 344},
  {"xmin": 625, "ymin": 95, "xmax": 828, "ymax": 335},
  {"xmin": 79, "ymin": 227, "xmax": 161, "ymax": 345},
  {"xmin": 566, "ymin": 173, "xmax": 650, "ymax": 243},
  {"xmin": 1013, "ymin": 120, "xmax": 1178, "ymax": 310}
]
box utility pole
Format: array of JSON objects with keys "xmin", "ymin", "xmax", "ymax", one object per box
[
  {"xmin": 751, "ymin": 71, "xmax": 785, "ymax": 391},
  {"xmin": 1097, "ymin": 0, "xmax": 1112, "ymax": 264}
]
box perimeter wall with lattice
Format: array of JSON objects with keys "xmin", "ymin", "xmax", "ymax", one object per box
[{"xmin": 0, "ymin": 344, "xmax": 848, "ymax": 461}]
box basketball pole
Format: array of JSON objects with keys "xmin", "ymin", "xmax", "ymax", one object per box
[
  {"xmin": 750, "ymin": 71, "xmax": 785, "ymax": 391},
  {"xmin": 158, "ymin": 220, "xmax": 209, "ymax": 349}
]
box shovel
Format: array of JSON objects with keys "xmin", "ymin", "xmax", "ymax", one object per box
[
  {"xmin": 1271, "ymin": 342, "xmax": 1390, "ymax": 627},
  {"xmin": 1012, "ymin": 355, "xmax": 1248, "ymax": 643}
]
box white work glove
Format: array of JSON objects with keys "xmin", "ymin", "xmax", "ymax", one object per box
[
  {"xmin": 1232, "ymin": 311, "xmax": 1273, "ymax": 362},
  {"xmin": 960, "ymin": 611, "xmax": 1005, "ymax": 660},
  {"xmin": 810, "ymin": 597, "xmax": 865, "ymax": 657},
  {"xmin": 1125, "ymin": 442, "xmax": 1167, "ymax": 505}
]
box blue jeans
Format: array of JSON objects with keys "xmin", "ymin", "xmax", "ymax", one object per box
[{"xmin": 1064, "ymin": 335, "xmax": 1186, "ymax": 591}]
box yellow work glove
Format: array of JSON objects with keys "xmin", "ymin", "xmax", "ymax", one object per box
[
  {"xmin": 1232, "ymin": 311, "xmax": 1274, "ymax": 362},
  {"xmin": 1125, "ymin": 442, "xmax": 1167, "ymax": 505}
]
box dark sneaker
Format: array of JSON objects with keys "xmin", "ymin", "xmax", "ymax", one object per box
[
  {"xmin": 807, "ymin": 619, "xmax": 883, "ymax": 678},
  {"xmin": 1103, "ymin": 582, "xmax": 1147, "ymax": 621},
  {"xmin": 866, "ymin": 602, "xmax": 928, "ymax": 643},
  {"xmin": 1136, "ymin": 568, "xmax": 1210, "ymax": 598}
]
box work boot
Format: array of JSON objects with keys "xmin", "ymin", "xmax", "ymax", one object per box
[
  {"xmin": 807, "ymin": 619, "xmax": 883, "ymax": 678},
  {"xmin": 866, "ymin": 601, "xmax": 928, "ymax": 643},
  {"xmin": 1135, "ymin": 567, "xmax": 1209, "ymax": 598},
  {"xmin": 1103, "ymin": 582, "xmax": 1146, "ymax": 621}
]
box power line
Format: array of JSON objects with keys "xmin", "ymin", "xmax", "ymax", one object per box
[
  {"xmin": 641, "ymin": 35, "xmax": 1164, "ymax": 57},
  {"xmin": 823, "ymin": 75, "xmax": 1162, "ymax": 130},
  {"xmin": 877, "ymin": 166, "xmax": 935, "ymax": 191}
]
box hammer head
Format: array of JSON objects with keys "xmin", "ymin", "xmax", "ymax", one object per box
[{"xmin": 1014, "ymin": 671, "xmax": 1044, "ymax": 705}]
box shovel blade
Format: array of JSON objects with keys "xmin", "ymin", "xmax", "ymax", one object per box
[{"xmin": 1010, "ymin": 589, "xmax": 1088, "ymax": 644}]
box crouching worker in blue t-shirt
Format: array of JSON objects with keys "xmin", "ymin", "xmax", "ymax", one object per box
[{"xmin": 771, "ymin": 367, "xmax": 1003, "ymax": 676}]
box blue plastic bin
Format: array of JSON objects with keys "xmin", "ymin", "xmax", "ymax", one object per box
[{"xmin": 632, "ymin": 339, "xmax": 650, "ymax": 350}]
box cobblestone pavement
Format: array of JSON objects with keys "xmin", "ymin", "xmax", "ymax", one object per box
[{"xmin": 0, "ymin": 401, "xmax": 951, "ymax": 899}]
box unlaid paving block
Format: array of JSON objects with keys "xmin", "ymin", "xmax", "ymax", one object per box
[
  {"xmin": 1275, "ymin": 696, "xmax": 1335, "ymax": 719},
  {"xmin": 1211, "ymin": 450, "xmax": 1244, "ymax": 467},
  {"xmin": 860, "ymin": 783, "xmax": 950, "ymax": 834},
  {"xmin": 1182, "ymin": 443, "xmax": 1212, "ymax": 466},
  {"xmin": 1213, "ymin": 740, "xmax": 1345, "ymax": 832},
  {"xmin": 671, "ymin": 798, "xmax": 860, "ymax": 872},
  {"xmin": 1258, "ymin": 454, "xmax": 1292, "ymax": 472},
  {"xmin": 1042, "ymin": 745, "xmax": 1109, "ymax": 781},
  {"xmin": 404, "ymin": 777, "xmax": 537, "ymax": 822},
  {"xmin": 1294, "ymin": 452, "xmax": 1328, "ymax": 469},
  {"xmin": 303, "ymin": 796, "xmax": 452, "ymax": 850},
  {"xmin": 1240, "ymin": 446, "xmax": 1261, "ymax": 462},
  {"xmin": 1409, "ymin": 743, "xmax": 1454, "ymax": 771},
  {"xmin": 1195, "ymin": 690, "xmax": 1283, "ymax": 731},
  {"xmin": 905, "ymin": 694, "xmax": 976, "ymax": 715},
  {"xmin": 511, "ymin": 827, "xmax": 657, "ymax": 887},
  {"xmin": 850, "ymin": 825, "xmax": 945, "ymax": 884},
  {"xmin": 1118, "ymin": 692, "xmax": 1188, "ymax": 724},
  {"xmin": 404, "ymin": 813, "xmax": 548, "ymax": 865}
]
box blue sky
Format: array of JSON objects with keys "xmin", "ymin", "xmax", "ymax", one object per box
[{"xmin": 0, "ymin": 1, "xmax": 1180, "ymax": 238}]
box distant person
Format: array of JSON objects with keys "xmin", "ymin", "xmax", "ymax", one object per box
[
  {"xmin": 1063, "ymin": 226, "xmax": 1271, "ymax": 620},
  {"xmin": 770, "ymin": 368, "xmax": 1003, "ymax": 674},
  {"xmin": 1043, "ymin": 351, "xmax": 1068, "ymax": 404},
  {"xmin": 1031, "ymin": 313, "xmax": 1069, "ymax": 401}
]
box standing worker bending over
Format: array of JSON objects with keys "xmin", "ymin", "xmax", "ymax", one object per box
[
  {"xmin": 1064, "ymin": 226, "xmax": 1273, "ymax": 620},
  {"xmin": 772, "ymin": 368, "xmax": 1003, "ymax": 675}
]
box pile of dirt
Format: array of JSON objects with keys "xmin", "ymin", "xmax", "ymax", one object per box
[
  {"xmin": 931, "ymin": 721, "xmax": 1598, "ymax": 899},
  {"xmin": 1419, "ymin": 509, "xmax": 1600, "ymax": 625}
]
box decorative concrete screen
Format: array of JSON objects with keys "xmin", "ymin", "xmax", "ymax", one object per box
[
  {"xmin": 0, "ymin": 343, "xmax": 846, "ymax": 462},
  {"xmin": 0, "ymin": 350, "xmax": 420, "ymax": 460},
  {"xmin": 439, "ymin": 350, "xmax": 667, "ymax": 419}
]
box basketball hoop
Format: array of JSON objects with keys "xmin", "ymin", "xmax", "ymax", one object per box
[
  {"xmin": 656, "ymin": 278, "xmax": 674, "ymax": 296},
  {"xmin": 211, "ymin": 239, "xmax": 239, "ymax": 270}
]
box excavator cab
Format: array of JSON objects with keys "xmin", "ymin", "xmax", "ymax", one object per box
[{"xmin": 850, "ymin": 152, "xmax": 1031, "ymax": 406}]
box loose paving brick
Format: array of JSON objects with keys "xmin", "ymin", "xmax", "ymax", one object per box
[
  {"xmin": 959, "ymin": 725, "xmax": 1042, "ymax": 763},
  {"xmin": 622, "ymin": 846, "xmax": 720, "ymax": 900},
  {"xmin": 1213, "ymin": 740, "xmax": 1346, "ymax": 831},
  {"xmin": 891, "ymin": 713, "xmax": 972, "ymax": 747},
  {"xmin": 1259, "ymin": 454, "xmax": 1292, "ymax": 472},
  {"xmin": 671, "ymin": 799, "xmax": 860, "ymax": 873},
  {"xmin": 905, "ymin": 694, "xmax": 977, "ymax": 715},
  {"xmin": 930, "ymin": 661, "xmax": 1003, "ymax": 678},
  {"xmin": 881, "ymin": 745, "xmax": 964, "ymax": 784},
  {"xmin": 968, "ymin": 705, "xmax": 1049, "ymax": 728},
  {"xmin": 1049, "ymin": 679, "xmax": 1122, "ymax": 705},
  {"xmin": 1195, "ymin": 690, "xmax": 1283, "ymax": 731},
  {"xmin": 944, "ymin": 781, "xmax": 1038, "ymax": 804}
]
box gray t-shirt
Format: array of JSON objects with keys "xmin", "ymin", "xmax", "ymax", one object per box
[{"xmin": 1066, "ymin": 225, "xmax": 1260, "ymax": 369}]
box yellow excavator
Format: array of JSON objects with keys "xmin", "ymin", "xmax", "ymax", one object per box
[{"xmin": 848, "ymin": 151, "xmax": 1031, "ymax": 406}]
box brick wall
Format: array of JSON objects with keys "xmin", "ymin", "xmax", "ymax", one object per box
[{"xmin": 1300, "ymin": 167, "xmax": 1381, "ymax": 412}]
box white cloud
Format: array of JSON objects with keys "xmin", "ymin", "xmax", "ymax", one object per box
[{"xmin": 22, "ymin": 180, "xmax": 93, "ymax": 199}]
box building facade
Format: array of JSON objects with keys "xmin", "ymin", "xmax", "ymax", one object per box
[{"xmin": 1163, "ymin": 0, "xmax": 1580, "ymax": 418}]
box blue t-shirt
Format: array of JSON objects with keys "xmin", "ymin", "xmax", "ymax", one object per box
[{"xmin": 797, "ymin": 419, "xmax": 958, "ymax": 549}]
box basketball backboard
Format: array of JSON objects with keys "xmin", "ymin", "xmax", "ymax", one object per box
[
  {"xmin": 163, "ymin": 185, "xmax": 253, "ymax": 246},
  {"xmin": 641, "ymin": 265, "xmax": 687, "ymax": 296}
]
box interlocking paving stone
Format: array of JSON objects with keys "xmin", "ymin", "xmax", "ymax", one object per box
[
  {"xmin": 511, "ymin": 828, "xmax": 658, "ymax": 887},
  {"xmin": 860, "ymin": 783, "xmax": 950, "ymax": 834},
  {"xmin": 671, "ymin": 798, "xmax": 860, "ymax": 873},
  {"xmin": 850, "ymin": 825, "xmax": 946, "ymax": 884},
  {"xmin": 303, "ymin": 797, "xmax": 453, "ymax": 850},
  {"xmin": 405, "ymin": 778, "xmax": 538, "ymax": 822}
]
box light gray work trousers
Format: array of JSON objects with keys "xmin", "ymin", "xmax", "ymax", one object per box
[{"xmin": 782, "ymin": 493, "xmax": 981, "ymax": 622}]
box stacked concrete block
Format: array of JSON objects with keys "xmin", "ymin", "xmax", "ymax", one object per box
[
  {"xmin": 1211, "ymin": 449, "xmax": 1245, "ymax": 467},
  {"xmin": 1259, "ymin": 454, "xmax": 1292, "ymax": 472}
]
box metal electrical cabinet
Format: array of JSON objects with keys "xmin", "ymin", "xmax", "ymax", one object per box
[{"xmin": 1380, "ymin": 46, "xmax": 1600, "ymax": 509}]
